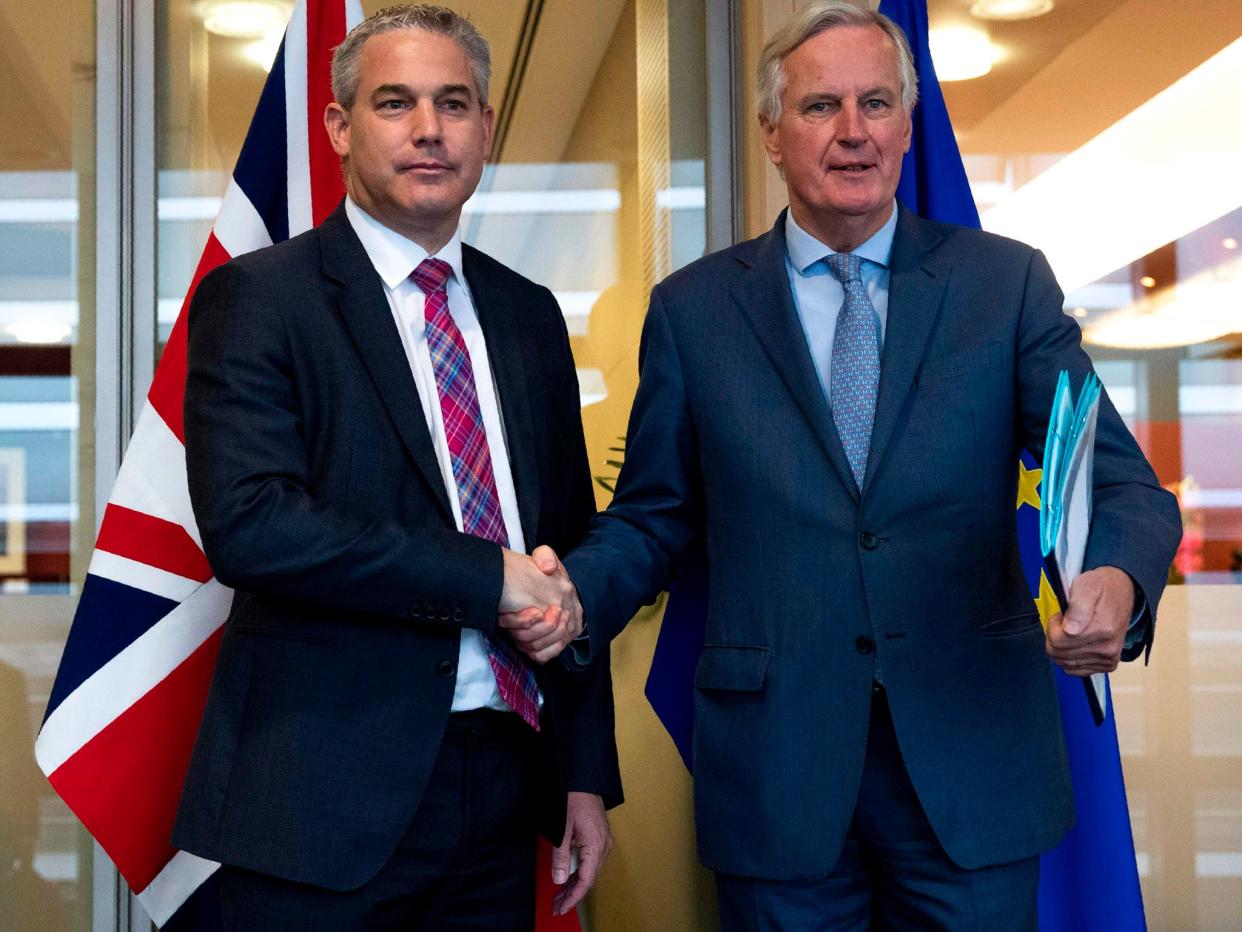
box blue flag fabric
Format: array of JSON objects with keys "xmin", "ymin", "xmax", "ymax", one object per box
[{"xmin": 645, "ymin": 2, "xmax": 1145, "ymax": 928}]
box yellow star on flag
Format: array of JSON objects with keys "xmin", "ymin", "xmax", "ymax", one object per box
[
  {"xmin": 1016, "ymin": 461, "xmax": 1042, "ymax": 511},
  {"xmin": 1035, "ymin": 568, "xmax": 1062, "ymax": 630}
]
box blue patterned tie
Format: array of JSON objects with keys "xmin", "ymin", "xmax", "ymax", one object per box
[{"xmin": 825, "ymin": 253, "xmax": 880, "ymax": 490}]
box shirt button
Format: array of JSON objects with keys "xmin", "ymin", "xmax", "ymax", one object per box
[
  {"xmin": 859, "ymin": 532, "xmax": 879, "ymax": 550},
  {"xmin": 855, "ymin": 636, "xmax": 875, "ymax": 655},
  {"xmin": 436, "ymin": 659, "xmax": 456, "ymax": 678}
]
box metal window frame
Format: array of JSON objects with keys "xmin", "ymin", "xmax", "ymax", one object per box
[{"xmin": 95, "ymin": 0, "xmax": 157, "ymax": 928}]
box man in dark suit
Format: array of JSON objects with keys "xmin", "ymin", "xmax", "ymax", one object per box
[
  {"xmin": 173, "ymin": 6, "xmax": 620, "ymax": 930},
  {"xmin": 516, "ymin": 1, "xmax": 1180, "ymax": 928}
]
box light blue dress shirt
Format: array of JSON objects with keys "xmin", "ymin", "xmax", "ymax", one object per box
[{"xmin": 783, "ymin": 203, "xmax": 899, "ymax": 406}]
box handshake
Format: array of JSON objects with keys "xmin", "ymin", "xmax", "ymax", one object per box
[{"xmin": 498, "ymin": 546, "xmax": 583, "ymax": 664}]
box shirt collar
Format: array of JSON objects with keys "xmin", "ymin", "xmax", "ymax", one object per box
[
  {"xmin": 344, "ymin": 196, "xmax": 465, "ymax": 291},
  {"xmin": 784, "ymin": 201, "xmax": 899, "ymax": 275}
]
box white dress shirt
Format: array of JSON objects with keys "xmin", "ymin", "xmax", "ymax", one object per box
[{"xmin": 345, "ymin": 197, "xmax": 534, "ymax": 714}]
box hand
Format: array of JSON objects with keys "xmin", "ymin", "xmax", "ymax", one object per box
[
  {"xmin": 1045, "ymin": 565, "xmax": 1136, "ymax": 677},
  {"xmin": 498, "ymin": 546, "xmax": 583, "ymax": 663},
  {"xmin": 551, "ymin": 791, "xmax": 612, "ymax": 917}
]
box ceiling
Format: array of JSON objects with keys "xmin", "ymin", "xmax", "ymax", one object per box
[{"xmin": 3, "ymin": 0, "xmax": 1242, "ymax": 174}]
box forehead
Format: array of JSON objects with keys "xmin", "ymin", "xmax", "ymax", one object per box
[
  {"xmin": 356, "ymin": 28, "xmax": 476, "ymax": 93},
  {"xmin": 782, "ymin": 24, "xmax": 901, "ymax": 94}
]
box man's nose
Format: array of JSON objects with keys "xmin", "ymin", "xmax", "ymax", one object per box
[
  {"xmin": 410, "ymin": 100, "xmax": 443, "ymax": 144},
  {"xmin": 836, "ymin": 102, "xmax": 865, "ymax": 143}
]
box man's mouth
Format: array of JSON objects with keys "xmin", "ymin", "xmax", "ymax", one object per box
[
  {"xmin": 832, "ymin": 163, "xmax": 873, "ymax": 174},
  {"xmin": 401, "ymin": 161, "xmax": 452, "ymax": 173}
]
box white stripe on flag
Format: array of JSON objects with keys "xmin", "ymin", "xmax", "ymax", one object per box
[
  {"xmin": 35, "ymin": 580, "xmax": 234, "ymax": 775},
  {"xmin": 110, "ymin": 404, "xmax": 202, "ymax": 548},
  {"xmin": 213, "ymin": 180, "xmax": 275, "ymax": 258},
  {"xmin": 88, "ymin": 550, "xmax": 204, "ymax": 603},
  {"xmin": 136, "ymin": 851, "xmax": 220, "ymax": 924},
  {"xmin": 284, "ymin": 0, "xmax": 313, "ymax": 235}
]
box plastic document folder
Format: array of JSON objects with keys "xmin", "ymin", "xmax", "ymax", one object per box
[{"xmin": 1039, "ymin": 370, "xmax": 1108, "ymax": 726}]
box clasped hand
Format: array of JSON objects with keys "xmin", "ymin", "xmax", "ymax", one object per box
[
  {"xmin": 1044, "ymin": 565, "xmax": 1136, "ymax": 677},
  {"xmin": 498, "ymin": 546, "xmax": 581, "ymax": 663}
]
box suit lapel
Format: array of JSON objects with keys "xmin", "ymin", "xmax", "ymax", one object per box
[
  {"xmin": 463, "ymin": 246, "xmax": 541, "ymax": 547},
  {"xmin": 863, "ymin": 207, "xmax": 950, "ymax": 492},
  {"xmin": 319, "ymin": 204, "xmax": 454, "ymax": 524},
  {"xmin": 731, "ymin": 213, "xmax": 859, "ymax": 501}
]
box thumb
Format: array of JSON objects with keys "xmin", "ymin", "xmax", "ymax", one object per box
[
  {"xmin": 551, "ymin": 825, "xmax": 574, "ymax": 885},
  {"xmin": 532, "ymin": 545, "xmax": 562, "ymax": 576}
]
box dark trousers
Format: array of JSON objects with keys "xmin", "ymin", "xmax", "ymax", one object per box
[
  {"xmin": 219, "ymin": 710, "xmax": 540, "ymax": 932},
  {"xmin": 717, "ymin": 686, "xmax": 1039, "ymax": 931}
]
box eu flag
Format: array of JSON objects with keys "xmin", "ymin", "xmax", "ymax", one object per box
[{"xmin": 646, "ymin": 2, "xmax": 1146, "ymax": 928}]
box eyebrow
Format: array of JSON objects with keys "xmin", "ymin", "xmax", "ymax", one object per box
[{"xmin": 369, "ymin": 82, "xmax": 475, "ymax": 102}]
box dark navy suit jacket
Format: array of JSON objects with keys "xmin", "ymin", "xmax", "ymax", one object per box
[
  {"xmin": 173, "ymin": 202, "xmax": 622, "ymax": 891},
  {"xmin": 565, "ymin": 207, "xmax": 1180, "ymax": 880}
]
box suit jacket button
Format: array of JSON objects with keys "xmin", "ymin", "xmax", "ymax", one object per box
[
  {"xmin": 436, "ymin": 659, "xmax": 456, "ymax": 678},
  {"xmin": 452, "ymin": 607, "xmax": 465, "ymax": 622},
  {"xmin": 859, "ymin": 532, "xmax": 879, "ymax": 550},
  {"xmin": 410, "ymin": 602, "xmax": 424, "ymax": 619},
  {"xmin": 855, "ymin": 636, "xmax": 875, "ymax": 655},
  {"xmin": 439, "ymin": 606, "xmax": 452, "ymax": 621}
]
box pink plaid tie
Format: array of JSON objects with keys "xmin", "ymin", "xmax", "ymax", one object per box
[{"xmin": 411, "ymin": 257, "xmax": 541, "ymax": 730}]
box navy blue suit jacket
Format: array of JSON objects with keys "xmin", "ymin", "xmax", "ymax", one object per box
[
  {"xmin": 173, "ymin": 203, "xmax": 622, "ymax": 891},
  {"xmin": 565, "ymin": 207, "xmax": 1180, "ymax": 879}
]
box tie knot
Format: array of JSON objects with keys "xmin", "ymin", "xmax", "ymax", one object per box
[
  {"xmin": 411, "ymin": 257, "xmax": 452, "ymax": 295},
  {"xmin": 823, "ymin": 252, "xmax": 863, "ymax": 286}
]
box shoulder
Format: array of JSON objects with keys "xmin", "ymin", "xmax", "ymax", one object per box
[
  {"xmin": 907, "ymin": 212, "xmax": 1043, "ymax": 273},
  {"xmin": 654, "ymin": 233, "xmax": 768, "ymax": 304},
  {"xmin": 462, "ymin": 243, "xmax": 552, "ymax": 301}
]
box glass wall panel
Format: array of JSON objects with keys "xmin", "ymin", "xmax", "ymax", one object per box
[
  {"xmin": 155, "ymin": 1, "xmax": 713, "ymax": 929},
  {"xmin": 932, "ymin": 0, "xmax": 1242, "ymax": 925},
  {"xmin": 0, "ymin": 0, "xmax": 96, "ymax": 927}
]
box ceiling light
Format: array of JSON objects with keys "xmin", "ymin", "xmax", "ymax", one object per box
[
  {"xmin": 929, "ymin": 27, "xmax": 1001, "ymax": 82},
  {"xmin": 1225, "ymin": 237, "xmax": 1239, "ymax": 250},
  {"xmin": 201, "ymin": 1, "xmax": 290, "ymax": 39},
  {"xmin": 243, "ymin": 32, "xmax": 284, "ymax": 71},
  {"xmin": 1071, "ymin": 307, "xmax": 1088, "ymax": 318},
  {"xmin": 1084, "ymin": 262, "xmax": 1242, "ymax": 349},
  {"xmin": 8, "ymin": 320, "xmax": 72, "ymax": 344},
  {"xmin": 983, "ymin": 37, "xmax": 1242, "ymax": 293},
  {"xmin": 1139, "ymin": 276, "xmax": 1156, "ymax": 288},
  {"xmin": 970, "ymin": 0, "xmax": 1055, "ymax": 21}
]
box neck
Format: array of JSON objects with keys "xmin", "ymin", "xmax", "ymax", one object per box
[
  {"xmin": 345, "ymin": 182, "xmax": 459, "ymax": 256},
  {"xmin": 790, "ymin": 201, "xmax": 893, "ymax": 254}
]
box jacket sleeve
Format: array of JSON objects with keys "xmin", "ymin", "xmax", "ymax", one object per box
[
  {"xmin": 183, "ymin": 260, "xmax": 503, "ymax": 632},
  {"xmin": 1014, "ymin": 248, "xmax": 1182, "ymax": 660},
  {"xmin": 563, "ymin": 285, "xmax": 705, "ymax": 660}
]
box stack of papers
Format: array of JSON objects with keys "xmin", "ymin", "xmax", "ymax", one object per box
[{"xmin": 1039, "ymin": 370, "xmax": 1108, "ymax": 725}]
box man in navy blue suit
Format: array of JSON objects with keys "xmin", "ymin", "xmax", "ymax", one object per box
[
  {"xmin": 175, "ymin": 6, "xmax": 618, "ymax": 929},
  {"xmin": 505, "ymin": 1, "xmax": 1180, "ymax": 927}
]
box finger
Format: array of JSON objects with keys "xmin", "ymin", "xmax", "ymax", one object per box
[
  {"xmin": 553, "ymin": 871, "xmax": 590, "ymax": 916},
  {"xmin": 497, "ymin": 607, "xmax": 546, "ymax": 630},
  {"xmin": 551, "ymin": 831, "xmax": 573, "ymax": 886},
  {"xmin": 506, "ymin": 620, "xmax": 558, "ymax": 645},
  {"xmin": 528, "ymin": 642, "xmax": 567, "ymax": 664},
  {"xmin": 1062, "ymin": 584, "xmax": 1099, "ymax": 637},
  {"xmin": 531, "ymin": 545, "xmax": 563, "ymax": 576}
]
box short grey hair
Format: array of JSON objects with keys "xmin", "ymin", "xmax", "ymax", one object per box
[
  {"xmin": 757, "ymin": 0, "xmax": 918, "ymax": 123},
  {"xmin": 331, "ymin": 5, "xmax": 492, "ymax": 110}
]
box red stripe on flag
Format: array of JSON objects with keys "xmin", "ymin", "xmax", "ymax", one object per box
[
  {"xmin": 149, "ymin": 233, "xmax": 232, "ymax": 444},
  {"xmin": 46, "ymin": 628, "xmax": 225, "ymax": 892},
  {"xmin": 306, "ymin": 0, "xmax": 347, "ymax": 225},
  {"xmin": 97, "ymin": 504, "xmax": 214, "ymax": 583}
]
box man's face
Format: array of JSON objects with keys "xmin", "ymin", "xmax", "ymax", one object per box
[
  {"xmin": 326, "ymin": 28, "xmax": 493, "ymax": 244},
  {"xmin": 761, "ymin": 25, "xmax": 911, "ymax": 250}
]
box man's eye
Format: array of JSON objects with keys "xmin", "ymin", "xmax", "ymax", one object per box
[
  {"xmin": 380, "ymin": 100, "xmax": 405, "ymax": 110},
  {"xmin": 865, "ymin": 98, "xmax": 889, "ymax": 111},
  {"xmin": 441, "ymin": 99, "xmax": 466, "ymax": 111},
  {"xmin": 807, "ymin": 102, "xmax": 829, "ymax": 113}
]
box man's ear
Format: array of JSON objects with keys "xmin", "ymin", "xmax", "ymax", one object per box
[
  {"xmin": 759, "ymin": 113, "xmax": 782, "ymax": 169},
  {"xmin": 324, "ymin": 102, "xmax": 351, "ymax": 158},
  {"xmin": 480, "ymin": 103, "xmax": 496, "ymax": 161}
]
